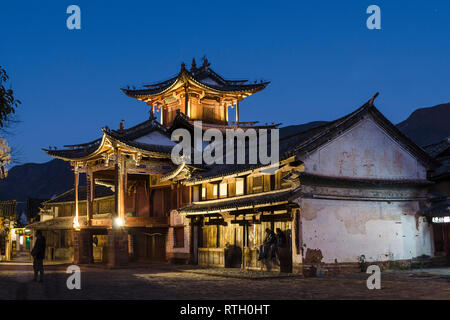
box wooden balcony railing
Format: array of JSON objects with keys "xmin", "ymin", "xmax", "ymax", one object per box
[{"xmin": 125, "ymin": 216, "xmax": 169, "ymax": 227}]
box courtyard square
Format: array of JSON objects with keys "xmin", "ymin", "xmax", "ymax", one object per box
[{"xmin": 0, "ymin": 263, "xmax": 449, "ymax": 300}]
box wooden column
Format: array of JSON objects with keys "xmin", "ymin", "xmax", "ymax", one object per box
[
  {"xmin": 117, "ymin": 153, "xmax": 126, "ymax": 220},
  {"xmin": 235, "ymin": 100, "xmax": 239, "ymax": 123},
  {"xmin": 86, "ymin": 168, "xmax": 94, "ymax": 225},
  {"xmin": 114, "ymin": 151, "xmax": 119, "ymax": 217},
  {"xmin": 184, "ymin": 86, "xmax": 189, "ymax": 115},
  {"xmin": 74, "ymin": 166, "xmax": 79, "ymax": 224},
  {"xmin": 225, "ymin": 104, "xmax": 228, "ymax": 123},
  {"xmin": 123, "ymin": 160, "xmax": 127, "ymax": 218}
]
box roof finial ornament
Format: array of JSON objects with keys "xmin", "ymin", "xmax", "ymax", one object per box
[
  {"xmin": 191, "ymin": 58, "xmax": 197, "ymax": 71},
  {"xmin": 368, "ymin": 92, "xmax": 379, "ymax": 106},
  {"xmin": 201, "ymin": 55, "xmax": 210, "ymax": 69},
  {"xmin": 181, "ymin": 62, "xmax": 186, "ymax": 71},
  {"xmin": 119, "ymin": 120, "xmax": 125, "ymax": 131}
]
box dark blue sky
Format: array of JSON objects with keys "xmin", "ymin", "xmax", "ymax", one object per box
[{"xmin": 2, "ymin": 1, "xmax": 449, "ymax": 164}]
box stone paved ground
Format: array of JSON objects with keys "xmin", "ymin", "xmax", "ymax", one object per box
[{"xmin": 0, "ymin": 262, "xmax": 449, "ymax": 300}]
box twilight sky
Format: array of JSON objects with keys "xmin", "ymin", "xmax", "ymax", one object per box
[{"xmin": 1, "ymin": 0, "xmax": 449, "ymax": 164}]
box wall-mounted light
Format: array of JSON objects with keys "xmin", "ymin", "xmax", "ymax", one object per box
[
  {"xmin": 73, "ymin": 216, "xmax": 80, "ymax": 230},
  {"xmin": 114, "ymin": 217, "xmax": 124, "ymax": 228},
  {"xmin": 432, "ymin": 216, "xmax": 450, "ymax": 223}
]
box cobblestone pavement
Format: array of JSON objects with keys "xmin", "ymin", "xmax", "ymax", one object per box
[{"xmin": 0, "ymin": 263, "xmax": 449, "ymax": 300}]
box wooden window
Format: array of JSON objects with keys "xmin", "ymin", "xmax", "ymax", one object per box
[
  {"xmin": 174, "ymin": 227, "xmax": 185, "ymax": 248},
  {"xmin": 219, "ymin": 183, "xmax": 227, "ymax": 198},
  {"xmin": 181, "ymin": 186, "xmax": 190, "ymax": 205},
  {"xmin": 99, "ymin": 200, "xmax": 109, "ymax": 214},
  {"xmin": 236, "ymin": 178, "xmax": 244, "ymax": 196},
  {"xmin": 193, "ymin": 186, "xmax": 200, "ymax": 202},
  {"xmin": 201, "ymin": 185, "xmax": 206, "ymax": 200},
  {"xmin": 253, "ymin": 175, "xmax": 263, "ymax": 193}
]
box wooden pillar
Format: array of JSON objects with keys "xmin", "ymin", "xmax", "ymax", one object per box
[
  {"xmin": 225, "ymin": 104, "xmax": 228, "ymax": 123},
  {"xmin": 184, "ymin": 86, "xmax": 189, "ymax": 115},
  {"xmin": 123, "ymin": 160, "xmax": 127, "ymax": 218},
  {"xmin": 235, "ymin": 100, "xmax": 239, "ymax": 123},
  {"xmin": 115, "ymin": 153, "xmax": 126, "ymax": 220},
  {"xmin": 74, "ymin": 166, "xmax": 79, "ymax": 225},
  {"xmin": 118, "ymin": 154, "xmax": 123, "ymax": 219},
  {"xmin": 114, "ymin": 154, "xmax": 119, "ymax": 217},
  {"xmin": 86, "ymin": 168, "xmax": 94, "ymax": 225},
  {"xmin": 108, "ymin": 151, "xmax": 129, "ymax": 267}
]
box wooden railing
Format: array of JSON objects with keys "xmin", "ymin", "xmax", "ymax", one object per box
[
  {"xmin": 198, "ymin": 248, "xmax": 225, "ymax": 267},
  {"xmin": 125, "ymin": 216, "xmax": 169, "ymax": 227}
]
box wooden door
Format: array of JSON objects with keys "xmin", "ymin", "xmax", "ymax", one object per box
[{"xmin": 146, "ymin": 233, "xmax": 166, "ymax": 261}]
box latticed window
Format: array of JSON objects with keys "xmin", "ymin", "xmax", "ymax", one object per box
[{"xmin": 253, "ymin": 175, "xmax": 263, "ymax": 193}]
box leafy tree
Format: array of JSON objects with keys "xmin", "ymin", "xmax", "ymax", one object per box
[
  {"xmin": 0, "ymin": 66, "xmax": 21, "ymax": 128},
  {"xmin": 0, "ymin": 66, "xmax": 20, "ymax": 178}
]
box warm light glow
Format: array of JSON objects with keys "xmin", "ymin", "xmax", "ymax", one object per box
[
  {"xmin": 219, "ymin": 183, "xmax": 227, "ymax": 197},
  {"xmin": 236, "ymin": 178, "xmax": 244, "ymax": 195},
  {"xmin": 114, "ymin": 217, "xmax": 124, "ymax": 228},
  {"xmin": 73, "ymin": 216, "xmax": 80, "ymax": 229},
  {"xmin": 201, "ymin": 187, "xmax": 206, "ymax": 199},
  {"xmin": 19, "ymin": 236, "xmax": 23, "ymax": 245}
]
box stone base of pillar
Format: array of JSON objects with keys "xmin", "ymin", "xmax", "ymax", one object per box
[
  {"xmin": 73, "ymin": 229, "xmax": 93, "ymax": 264},
  {"xmin": 292, "ymin": 263, "xmax": 303, "ymax": 275},
  {"xmin": 107, "ymin": 229, "xmax": 128, "ymax": 268}
]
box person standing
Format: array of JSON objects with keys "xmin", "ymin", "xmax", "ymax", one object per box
[
  {"xmin": 31, "ymin": 230, "xmax": 46, "ymax": 283},
  {"xmin": 272, "ymin": 228, "xmax": 286, "ymax": 259},
  {"xmin": 258, "ymin": 228, "xmax": 276, "ymax": 260}
]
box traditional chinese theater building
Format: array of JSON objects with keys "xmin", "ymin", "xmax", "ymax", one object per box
[{"xmin": 35, "ymin": 58, "xmax": 444, "ymax": 274}]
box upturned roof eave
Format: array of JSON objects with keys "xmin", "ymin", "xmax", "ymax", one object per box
[
  {"xmin": 43, "ymin": 133, "xmax": 110, "ymax": 162},
  {"xmin": 123, "ymin": 68, "xmax": 269, "ymax": 99}
]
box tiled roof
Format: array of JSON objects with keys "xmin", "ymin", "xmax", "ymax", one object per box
[
  {"xmin": 168, "ymin": 111, "xmax": 280, "ymax": 133},
  {"xmin": 185, "ymin": 95, "xmax": 438, "ymax": 183},
  {"xmin": 45, "ymin": 184, "xmax": 114, "ymax": 204},
  {"xmin": 43, "ymin": 118, "xmax": 173, "ymax": 160},
  {"xmin": 122, "ymin": 61, "xmax": 269, "ymax": 98},
  {"xmin": 429, "ymin": 156, "xmax": 450, "ymax": 179},
  {"xmin": 178, "ymin": 188, "xmax": 299, "ymax": 214},
  {"xmin": 419, "ymin": 199, "xmax": 450, "ymax": 216},
  {"xmin": 423, "ymin": 137, "xmax": 450, "ymax": 158}
]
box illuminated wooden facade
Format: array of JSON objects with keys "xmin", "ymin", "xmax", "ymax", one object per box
[
  {"xmin": 122, "ymin": 57, "xmax": 268, "ymax": 127},
  {"xmin": 40, "ymin": 59, "xmax": 270, "ymax": 267},
  {"xmin": 37, "ymin": 60, "xmax": 441, "ymax": 274}
]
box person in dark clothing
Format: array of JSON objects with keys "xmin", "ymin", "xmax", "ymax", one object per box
[
  {"xmin": 272, "ymin": 228, "xmax": 287, "ymax": 259},
  {"xmin": 92, "ymin": 235, "xmax": 98, "ymax": 247},
  {"xmin": 31, "ymin": 230, "xmax": 46, "ymax": 283},
  {"xmin": 258, "ymin": 228, "xmax": 276, "ymax": 260}
]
